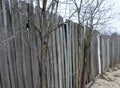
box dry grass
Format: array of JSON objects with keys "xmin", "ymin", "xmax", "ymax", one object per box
[{"xmin": 91, "ymin": 64, "xmax": 120, "ymax": 88}]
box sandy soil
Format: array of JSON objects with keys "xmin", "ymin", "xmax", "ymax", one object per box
[{"xmin": 91, "ymin": 64, "xmax": 120, "ymax": 88}]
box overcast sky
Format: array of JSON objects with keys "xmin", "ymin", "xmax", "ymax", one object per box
[
  {"xmin": 56, "ymin": 0, "xmax": 120, "ymax": 34},
  {"xmin": 110, "ymin": 0, "xmax": 120, "ymax": 34},
  {"xmin": 33, "ymin": 0, "xmax": 120, "ymax": 34}
]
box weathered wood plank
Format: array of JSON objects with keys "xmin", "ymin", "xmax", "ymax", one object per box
[
  {"xmin": 101, "ymin": 38, "xmax": 105, "ymax": 71},
  {"xmin": 62, "ymin": 23, "xmax": 67, "ymax": 88},
  {"xmin": 71, "ymin": 22, "xmax": 75, "ymax": 88},
  {"xmin": 94, "ymin": 33, "xmax": 99, "ymax": 76},
  {"xmin": 50, "ymin": 36, "xmax": 55, "ymax": 88},
  {"xmin": 69, "ymin": 22, "xmax": 72, "ymax": 88},
  {"xmin": 52, "ymin": 27, "xmax": 58, "ymax": 88},
  {"xmin": 74, "ymin": 23, "xmax": 79, "ymax": 88},
  {"xmin": 56, "ymin": 18, "xmax": 62, "ymax": 88},
  {"xmin": 60, "ymin": 28, "xmax": 65, "ymax": 88},
  {"xmin": 34, "ymin": 5, "xmax": 42, "ymax": 88},
  {"xmin": 65, "ymin": 21, "xmax": 69, "ymax": 88},
  {"xmin": 5, "ymin": 0, "xmax": 17, "ymax": 88},
  {"xmin": 10, "ymin": 0, "xmax": 25, "ymax": 88},
  {"xmin": 46, "ymin": 13, "xmax": 56, "ymax": 88},
  {"xmin": 107, "ymin": 39, "xmax": 110, "ymax": 68},
  {"xmin": 20, "ymin": 1, "xmax": 33, "ymax": 88},
  {"xmin": 0, "ymin": 0, "xmax": 11, "ymax": 88},
  {"xmin": 59, "ymin": 18, "xmax": 65, "ymax": 88},
  {"xmin": 78, "ymin": 24, "xmax": 84, "ymax": 88},
  {"xmin": 49, "ymin": 14, "xmax": 55, "ymax": 88},
  {"xmin": 90, "ymin": 36, "xmax": 94, "ymax": 80},
  {"xmin": 97, "ymin": 34, "xmax": 101, "ymax": 75},
  {"xmin": 47, "ymin": 31, "xmax": 53, "ymax": 88},
  {"xmin": 28, "ymin": 3, "xmax": 39, "ymax": 88},
  {"xmin": 66, "ymin": 21, "xmax": 72, "ymax": 88},
  {"xmin": 45, "ymin": 11, "xmax": 51, "ymax": 88}
]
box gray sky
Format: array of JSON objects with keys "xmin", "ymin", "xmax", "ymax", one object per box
[
  {"xmin": 57, "ymin": 0, "xmax": 120, "ymax": 34},
  {"xmin": 110, "ymin": 0, "xmax": 120, "ymax": 34},
  {"xmin": 33, "ymin": 0, "xmax": 120, "ymax": 34}
]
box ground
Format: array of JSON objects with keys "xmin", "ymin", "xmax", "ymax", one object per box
[{"xmin": 91, "ymin": 64, "xmax": 120, "ymax": 88}]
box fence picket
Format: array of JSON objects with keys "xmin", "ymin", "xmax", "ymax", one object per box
[
  {"xmin": 62, "ymin": 23, "xmax": 67, "ymax": 88},
  {"xmin": 1, "ymin": 0, "xmax": 13, "ymax": 88},
  {"xmin": 28, "ymin": 3, "xmax": 39, "ymax": 88},
  {"xmin": 21, "ymin": 1, "xmax": 33, "ymax": 88}
]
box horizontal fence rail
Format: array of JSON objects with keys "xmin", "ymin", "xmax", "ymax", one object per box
[{"xmin": 0, "ymin": 1, "xmax": 120, "ymax": 88}]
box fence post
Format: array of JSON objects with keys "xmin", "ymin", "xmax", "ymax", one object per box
[{"xmin": 97, "ymin": 33, "xmax": 101, "ymax": 74}]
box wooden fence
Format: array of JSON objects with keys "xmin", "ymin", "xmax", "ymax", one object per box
[
  {"xmin": 0, "ymin": 1, "xmax": 120, "ymax": 88},
  {"xmin": 100, "ymin": 34, "xmax": 120, "ymax": 71}
]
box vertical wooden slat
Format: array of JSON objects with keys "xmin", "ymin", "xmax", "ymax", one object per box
[
  {"xmin": 58, "ymin": 16, "xmax": 64, "ymax": 88},
  {"xmin": 46, "ymin": 42, "xmax": 51, "ymax": 88},
  {"xmin": 49, "ymin": 14, "xmax": 55, "ymax": 88},
  {"xmin": 109, "ymin": 40, "xmax": 112, "ymax": 66},
  {"xmin": 41, "ymin": 43, "xmax": 47, "ymax": 88},
  {"xmin": 2, "ymin": 0, "xmax": 18, "ymax": 88},
  {"xmin": 101, "ymin": 38, "xmax": 105, "ymax": 71},
  {"xmin": 104, "ymin": 38, "xmax": 107, "ymax": 69},
  {"xmin": 34, "ymin": 5, "xmax": 42, "ymax": 88},
  {"xmin": 66, "ymin": 21, "xmax": 72, "ymax": 88},
  {"xmin": 10, "ymin": 0, "xmax": 25, "ymax": 88},
  {"xmin": 65, "ymin": 21, "xmax": 69, "ymax": 88},
  {"xmin": 28, "ymin": 3, "xmax": 39, "ymax": 88},
  {"xmin": 47, "ymin": 31, "xmax": 53, "ymax": 88},
  {"xmin": 97, "ymin": 34, "xmax": 101, "ymax": 75},
  {"xmin": 74, "ymin": 23, "xmax": 78, "ymax": 88},
  {"xmin": 63, "ymin": 23, "xmax": 67, "ymax": 88},
  {"xmin": 94, "ymin": 32, "xmax": 99, "ymax": 76},
  {"xmin": 60, "ymin": 23, "xmax": 65, "ymax": 88},
  {"xmin": 20, "ymin": 1, "xmax": 33, "ymax": 88},
  {"xmin": 56, "ymin": 17, "xmax": 62, "ymax": 88},
  {"xmin": 90, "ymin": 36, "xmax": 94, "ymax": 80},
  {"xmin": 107, "ymin": 39, "xmax": 110, "ymax": 67},
  {"xmin": 45, "ymin": 11, "xmax": 51, "ymax": 88},
  {"xmin": 71, "ymin": 22, "xmax": 75, "ymax": 88},
  {"xmin": 69, "ymin": 22, "xmax": 72, "ymax": 88},
  {"xmin": 50, "ymin": 34, "xmax": 55, "ymax": 88},
  {"xmin": 0, "ymin": 0, "xmax": 11, "ymax": 88},
  {"xmin": 52, "ymin": 26, "xmax": 58, "ymax": 88},
  {"xmin": 78, "ymin": 24, "xmax": 84, "ymax": 88},
  {"xmin": 5, "ymin": 0, "xmax": 17, "ymax": 87},
  {"xmin": 56, "ymin": 27, "xmax": 62, "ymax": 88}
]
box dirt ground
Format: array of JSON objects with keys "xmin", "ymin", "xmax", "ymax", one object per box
[{"xmin": 91, "ymin": 64, "xmax": 120, "ymax": 88}]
